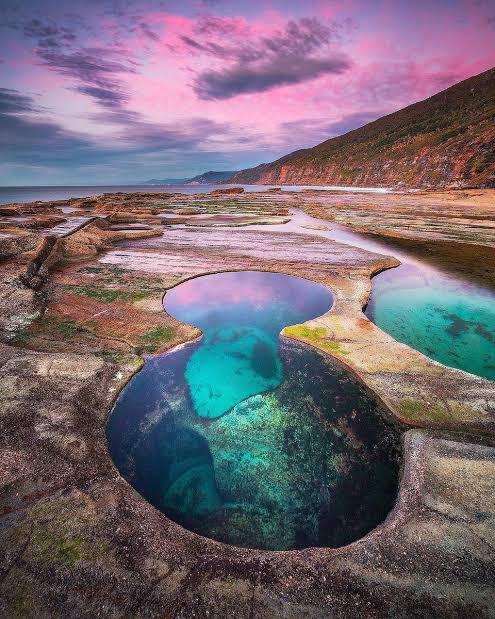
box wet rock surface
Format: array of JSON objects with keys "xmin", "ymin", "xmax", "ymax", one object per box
[
  {"xmin": 0, "ymin": 188, "xmax": 494, "ymax": 617},
  {"xmin": 301, "ymin": 188, "xmax": 495, "ymax": 246}
]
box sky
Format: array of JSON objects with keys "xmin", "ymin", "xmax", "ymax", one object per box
[{"xmin": 1, "ymin": 0, "xmax": 494, "ymax": 185}]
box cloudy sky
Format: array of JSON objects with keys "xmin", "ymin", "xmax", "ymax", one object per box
[{"xmin": 1, "ymin": 0, "xmax": 494, "ymax": 185}]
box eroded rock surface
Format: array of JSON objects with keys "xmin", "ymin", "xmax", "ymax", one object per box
[
  {"xmin": 1, "ymin": 351, "xmax": 493, "ymax": 617},
  {"xmin": 0, "ymin": 188, "xmax": 494, "ymax": 618}
]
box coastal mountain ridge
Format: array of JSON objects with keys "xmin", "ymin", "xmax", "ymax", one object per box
[
  {"xmin": 144, "ymin": 170, "xmax": 237, "ymax": 185},
  {"xmin": 188, "ymin": 170, "xmax": 238, "ymax": 184},
  {"xmin": 229, "ymin": 67, "xmax": 495, "ymax": 188}
]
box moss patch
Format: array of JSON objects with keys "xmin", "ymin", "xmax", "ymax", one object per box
[
  {"xmin": 11, "ymin": 329, "xmax": 32, "ymax": 344},
  {"xmin": 64, "ymin": 285, "xmax": 151, "ymax": 304},
  {"xmin": 77, "ymin": 265, "xmax": 128, "ymax": 275},
  {"xmin": 41, "ymin": 316, "xmax": 88, "ymax": 338},
  {"xmin": 135, "ymin": 325, "xmax": 175, "ymax": 354},
  {"xmin": 398, "ymin": 398, "xmax": 476, "ymax": 425},
  {"xmin": 29, "ymin": 529, "xmax": 111, "ymax": 567},
  {"xmin": 284, "ymin": 324, "xmax": 347, "ymax": 355}
]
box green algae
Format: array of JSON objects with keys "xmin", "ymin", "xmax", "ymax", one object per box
[
  {"xmin": 95, "ymin": 351, "xmax": 143, "ymax": 370},
  {"xmin": 398, "ymin": 399, "xmax": 426, "ymax": 420},
  {"xmin": 398, "ymin": 398, "xmax": 476, "ymax": 425},
  {"xmin": 285, "ymin": 324, "xmax": 327, "ymax": 339},
  {"xmin": 28, "ymin": 527, "xmax": 110, "ymax": 567},
  {"xmin": 64, "ymin": 285, "xmax": 150, "ymax": 304},
  {"xmin": 36, "ymin": 534, "xmax": 82, "ymax": 565},
  {"xmin": 39, "ymin": 316, "xmax": 89, "ymax": 338},
  {"xmin": 11, "ymin": 329, "xmax": 32, "ymax": 344},
  {"xmin": 78, "ymin": 265, "xmax": 128, "ymax": 275},
  {"xmin": 20, "ymin": 498, "xmax": 113, "ymax": 571},
  {"xmin": 139, "ymin": 326, "xmax": 174, "ymax": 343},
  {"xmin": 135, "ymin": 326, "xmax": 175, "ymax": 354},
  {"xmin": 13, "ymin": 592, "xmax": 33, "ymax": 616},
  {"xmin": 284, "ymin": 324, "xmax": 347, "ymax": 355}
]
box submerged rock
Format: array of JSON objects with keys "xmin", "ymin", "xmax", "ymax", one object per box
[{"xmin": 108, "ymin": 339, "xmax": 401, "ymax": 550}]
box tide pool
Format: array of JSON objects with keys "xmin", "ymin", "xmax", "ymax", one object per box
[
  {"xmin": 239, "ymin": 208, "xmax": 495, "ymax": 382},
  {"xmin": 366, "ymin": 264, "xmax": 495, "ymax": 380},
  {"xmin": 108, "ymin": 271, "xmax": 400, "ymax": 550}
]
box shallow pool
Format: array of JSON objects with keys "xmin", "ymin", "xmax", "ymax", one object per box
[
  {"xmin": 365, "ymin": 263, "xmax": 495, "ymax": 380},
  {"xmin": 243, "ymin": 210, "xmax": 495, "ymax": 381}
]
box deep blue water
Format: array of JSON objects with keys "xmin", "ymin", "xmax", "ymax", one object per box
[{"xmin": 107, "ymin": 271, "xmax": 400, "ymax": 550}]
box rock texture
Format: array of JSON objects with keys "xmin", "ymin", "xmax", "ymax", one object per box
[
  {"xmin": 210, "ymin": 187, "xmax": 245, "ymax": 195},
  {"xmin": 0, "ymin": 189, "xmax": 494, "ymax": 617},
  {"xmin": 1, "ymin": 350, "xmax": 494, "ymax": 618},
  {"xmin": 299, "ymin": 189, "xmax": 495, "ymax": 247},
  {"xmin": 230, "ymin": 68, "xmax": 495, "ymax": 189}
]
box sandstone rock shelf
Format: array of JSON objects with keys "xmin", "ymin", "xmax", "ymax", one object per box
[{"xmin": 0, "ymin": 188, "xmax": 494, "ymax": 618}]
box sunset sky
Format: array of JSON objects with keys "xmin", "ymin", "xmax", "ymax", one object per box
[{"xmin": 1, "ymin": 0, "xmax": 494, "ymax": 185}]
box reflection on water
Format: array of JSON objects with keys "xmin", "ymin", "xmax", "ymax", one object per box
[
  {"xmin": 246, "ymin": 210, "xmax": 495, "ymax": 381},
  {"xmin": 107, "ymin": 272, "xmax": 400, "ymax": 550},
  {"xmin": 164, "ymin": 272, "xmax": 333, "ymax": 418}
]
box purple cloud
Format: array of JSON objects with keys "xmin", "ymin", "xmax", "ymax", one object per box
[
  {"xmin": 185, "ymin": 17, "xmax": 352, "ymax": 99},
  {"xmin": 195, "ymin": 56, "xmax": 351, "ymax": 100}
]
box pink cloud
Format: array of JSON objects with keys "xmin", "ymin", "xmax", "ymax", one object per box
[{"xmin": 2, "ymin": 0, "xmax": 494, "ymax": 182}]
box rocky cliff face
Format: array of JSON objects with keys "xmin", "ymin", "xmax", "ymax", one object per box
[{"xmin": 230, "ymin": 68, "xmax": 495, "ymax": 189}]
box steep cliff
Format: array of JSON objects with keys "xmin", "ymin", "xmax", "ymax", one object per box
[{"xmin": 230, "ymin": 68, "xmax": 495, "ymax": 188}]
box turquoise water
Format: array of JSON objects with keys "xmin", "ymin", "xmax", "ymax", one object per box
[
  {"xmin": 164, "ymin": 272, "xmax": 333, "ymax": 419},
  {"xmin": 107, "ymin": 271, "xmax": 400, "ymax": 550},
  {"xmin": 365, "ymin": 264, "xmax": 495, "ymax": 380},
  {"xmin": 252, "ymin": 209, "xmax": 495, "ymax": 382}
]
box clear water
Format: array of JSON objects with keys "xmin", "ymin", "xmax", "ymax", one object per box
[
  {"xmin": 365, "ymin": 264, "xmax": 495, "ymax": 380},
  {"xmin": 241, "ymin": 210, "xmax": 495, "ymax": 381},
  {"xmin": 107, "ymin": 271, "xmax": 400, "ymax": 550},
  {"xmin": 164, "ymin": 272, "xmax": 333, "ymax": 419}
]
